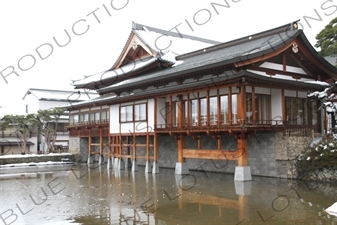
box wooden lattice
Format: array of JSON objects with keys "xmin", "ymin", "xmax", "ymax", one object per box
[{"xmin": 286, "ymin": 128, "xmax": 313, "ymax": 137}]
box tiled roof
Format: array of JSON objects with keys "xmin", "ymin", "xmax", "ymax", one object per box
[
  {"xmin": 97, "ymin": 29, "xmax": 301, "ymax": 94},
  {"xmin": 22, "ymin": 88, "xmax": 99, "ymax": 102},
  {"xmin": 71, "ymin": 22, "xmax": 221, "ymax": 87}
]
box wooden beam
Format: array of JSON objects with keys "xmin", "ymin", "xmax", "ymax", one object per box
[
  {"xmin": 183, "ymin": 149, "xmax": 239, "ymax": 160},
  {"xmin": 234, "ymin": 40, "xmax": 296, "ymax": 67},
  {"xmin": 88, "ymin": 129, "xmax": 91, "ymax": 156},
  {"xmin": 282, "ymin": 52, "xmax": 286, "ymax": 72}
]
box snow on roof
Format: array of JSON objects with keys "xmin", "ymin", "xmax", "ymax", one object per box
[
  {"xmin": 134, "ymin": 29, "xmax": 215, "ymax": 56},
  {"xmin": 23, "ymin": 88, "xmax": 99, "ymax": 101},
  {"xmin": 247, "ymin": 69, "xmax": 330, "ymax": 86},
  {"xmin": 72, "ymin": 57, "xmax": 158, "ymax": 86},
  {"xmin": 72, "ymin": 22, "xmax": 219, "ymax": 87}
]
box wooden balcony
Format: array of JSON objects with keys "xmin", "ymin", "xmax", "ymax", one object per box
[
  {"xmin": 66, "ymin": 120, "xmax": 109, "ymax": 129},
  {"xmin": 155, "ymin": 119, "xmax": 285, "ymax": 134}
]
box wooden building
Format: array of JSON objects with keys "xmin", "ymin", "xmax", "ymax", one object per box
[{"xmin": 65, "ymin": 21, "xmax": 337, "ymax": 180}]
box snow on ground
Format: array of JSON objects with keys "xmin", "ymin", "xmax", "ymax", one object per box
[
  {"xmin": 0, "ymin": 153, "xmax": 72, "ymax": 158},
  {"xmin": 0, "ymin": 161, "xmax": 73, "ymax": 168}
]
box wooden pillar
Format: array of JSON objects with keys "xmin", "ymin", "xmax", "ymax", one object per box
[
  {"xmin": 88, "ymin": 129, "xmax": 92, "ymax": 156},
  {"xmin": 217, "ymin": 89, "xmax": 221, "ymax": 126},
  {"xmin": 146, "ymin": 134, "xmax": 149, "ymax": 161},
  {"xmin": 197, "ymin": 136, "xmax": 201, "ymax": 150},
  {"xmin": 154, "ymin": 98, "xmax": 158, "ymax": 163},
  {"xmin": 217, "ymin": 135, "xmax": 221, "ymax": 151},
  {"xmin": 206, "ymin": 90, "xmax": 210, "ymax": 126},
  {"xmin": 169, "ymin": 95, "xmax": 173, "ymax": 127},
  {"xmin": 99, "ymin": 128, "xmax": 103, "ymax": 156},
  {"xmin": 252, "ymin": 86, "xmax": 256, "ymax": 125},
  {"xmin": 237, "ymin": 137, "xmax": 248, "ymax": 166},
  {"xmin": 133, "ymin": 135, "xmax": 136, "ymax": 160},
  {"xmin": 237, "ymin": 85, "xmax": 246, "ymax": 124},
  {"xmin": 126, "ymin": 136, "xmax": 130, "ymax": 157},
  {"xmin": 177, "ymin": 96, "xmax": 185, "ymax": 163}
]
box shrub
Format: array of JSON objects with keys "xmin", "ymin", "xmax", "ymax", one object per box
[{"xmin": 296, "ymin": 139, "xmax": 337, "ymax": 179}]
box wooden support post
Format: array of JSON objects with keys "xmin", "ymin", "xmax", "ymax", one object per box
[
  {"xmin": 133, "ymin": 135, "xmax": 136, "ymax": 160},
  {"xmin": 237, "ymin": 137, "xmax": 248, "ymax": 166},
  {"xmin": 169, "ymin": 95, "xmax": 173, "ymax": 128},
  {"xmin": 237, "ymin": 85, "xmax": 246, "ymax": 124},
  {"xmin": 252, "ymin": 86, "xmax": 256, "ymax": 125},
  {"xmin": 88, "ymin": 129, "xmax": 92, "ymax": 156},
  {"xmin": 99, "ymin": 129, "xmax": 103, "ymax": 156},
  {"xmin": 177, "ymin": 134, "xmax": 186, "ymax": 163},
  {"xmin": 154, "ymin": 134, "xmax": 157, "ymax": 162},
  {"xmin": 217, "ymin": 89, "xmax": 221, "ymax": 126},
  {"xmin": 146, "ymin": 134, "xmax": 149, "ymax": 161},
  {"xmin": 206, "ymin": 90, "xmax": 210, "ymax": 126},
  {"xmin": 197, "ymin": 136, "xmax": 201, "ymax": 150},
  {"xmin": 126, "ymin": 136, "xmax": 130, "ymax": 157},
  {"xmin": 177, "ymin": 96, "xmax": 186, "ymax": 163},
  {"xmin": 217, "ymin": 135, "xmax": 221, "ymax": 151}
]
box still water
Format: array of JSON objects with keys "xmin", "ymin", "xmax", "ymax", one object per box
[{"xmin": 1, "ymin": 164, "xmax": 337, "ymax": 225}]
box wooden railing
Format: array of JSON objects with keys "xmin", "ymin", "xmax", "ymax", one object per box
[
  {"xmin": 66, "ymin": 120, "xmax": 109, "ymax": 128},
  {"xmin": 155, "ymin": 119, "xmax": 285, "ymax": 132}
]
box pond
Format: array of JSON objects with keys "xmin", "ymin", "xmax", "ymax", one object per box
[{"xmin": 1, "ymin": 164, "xmax": 337, "ymax": 225}]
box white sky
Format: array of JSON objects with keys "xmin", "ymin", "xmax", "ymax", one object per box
[{"xmin": 0, "ymin": 0, "xmax": 336, "ymax": 116}]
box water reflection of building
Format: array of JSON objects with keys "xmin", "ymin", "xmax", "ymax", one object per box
[{"xmin": 65, "ymin": 21, "xmax": 337, "ymax": 180}]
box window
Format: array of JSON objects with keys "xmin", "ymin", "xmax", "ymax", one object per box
[
  {"xmin": 172, "ymin": 102, "xmax": 179, "ymax": 127},
  {"xmin": 134, "ymin": 104, "xmax": 146, "ymax": 121},
  {"xmin": 255, "ymin": 95, "xmax": 271, "ymax": 124},
  {"xmin": 101, "ymin": 111, "xmax": 108, "ymax": 121},
  {"xmin": 231, "ymin": 94, "xmax": 237, "ymax": 124},
  {"xmin": 286, "ymin": 97, "xmax": 317, "ymax": 126},
  {"xmin": 220, "ymin": 95, "xmax": 228, "ymax": 124},
  {"xmin": 190, "ymin": 99, "xmax": 198, "ymax": 126},
  {"xmin": 57, "ymin": 123, "xmax": 65, "ymax": 132},
  {"xmin": 120, "ymin": 104, "xmax": 146, "ymax": 122},
  {"xmin": 209, "ymin": 97, "xmax": 217, "ymax": 125},
  {"xmin": 200, "ymin": 98, "xmax": 207, "ymax": 126}
]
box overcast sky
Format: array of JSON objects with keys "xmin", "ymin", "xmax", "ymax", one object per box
[{"xmin": 0, "ymin": 0, "xmax": 336, "ymax": 115}]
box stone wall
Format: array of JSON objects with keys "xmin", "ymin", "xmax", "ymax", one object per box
[
  {"xmin": 68, "ymin": 131, "xmax": 316, "ymax": 179},
  {"xmin": 274, "ymin": 132, "xmax": 314, "ymax": 179}
]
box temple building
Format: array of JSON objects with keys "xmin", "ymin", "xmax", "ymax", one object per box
[{"xmin": 65, "ymin": 20, "xmax": 337, "ymax": 180}]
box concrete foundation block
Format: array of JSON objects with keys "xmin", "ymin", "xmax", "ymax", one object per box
[
  {"xmin": 107, "ymin": 157, "xmax": 113, "ymax": 169},
  {"xmin": 234, "ymin": 181, "xmax": 252, "ymax": 195},
  {"xmin": 124, "ymin": 158, "xmax": 132, "ymax": 169},
  {"xmin": 152, "ymin": 161, "xmax": 159, "ymax": 174},
  {"xmin": 117, "ymin": 158, "xmax": 124, "ymax": 170},
  {"xmin": 175, "ymin": 162, "xmax": 189, "ymax": 175},
  {"xmin": 145, "ymin": 161, "xmax": 151, "ymax": 173},
  {"xmin": 87, "ymin": 155, "xmax": 93, "ymax": 165},
  {"xmin": 113, "ymin": 158, "xmax": 119, "ymax": 169},
  {"xmin": 131, "ymin": 160, "xmax": 138, "ymax": 172},
  {"xmin": 234, "ymin": 166, "xmax": 252, "ymax": 181}
]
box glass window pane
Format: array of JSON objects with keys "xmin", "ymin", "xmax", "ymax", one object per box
[
  {"xmin": 191, "ymin": 99, "xmax": 198, "ymax": 126},
  {"xmin": 246, "ymin": 94, "xmax": 252, "ymax": 123},
  {"xmin": 84, "ymin": 114, "xmax": 89, "ymax": 122},
  {"xmin": 210, "ymin": 97, "xmax": 217, "ymax": 125},
  {"xmin": 95, "ymin": 112, "xmax": 100, "ymax": 121},
  {"xmin": 74, "ymin": 115, "xmax": 79, "ymax": 123},
  {"xmin": 200, "ymin": 98, "xmax": 207, "ymax": 126},
  {"xmin": 126, "ymin": 106, "xmax": 133, "ymax": 122},
  {"xmin": 232, "ymin": 94, "xmax": 237, "ymax": 124},
  {"xmin": 220, "ymin": 96, "xmax": 228, "ymax": 124}
]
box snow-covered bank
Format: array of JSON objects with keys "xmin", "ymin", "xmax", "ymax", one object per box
[{"xmin": 0, "ymin": 153, "xmax": 74, "ymax": 166}]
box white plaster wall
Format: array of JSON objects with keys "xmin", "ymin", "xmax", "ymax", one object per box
[
  {"xmin": 38, "ymin": 100, "xmax": 69, "ymax": 110},
  {"xmin": 121, "ymin": 123, "xmax": 134, "ymax": 133},
  {"xmin": 110, "ymin": 105, "xmax": 120, "ymax": 134},
  {"xmin": 147, "ymin": 99, "xmax": 155, "ymax": 131},
  {"xmin": 298, "ymin": 91, "xmax": 307, "ymax": 98},
  {"xmin": 285, "ymin": 90, "xmax": 296, "ymax": 97},
  {"xmin": 23, "ymin": 95, "xmax": 39, "ymax": 114},
  {"xmin": 156, "ymin": 98, "xmax": 166, "ymax": 127},
  {"xmin": 271, "ymin": 89, "xmax": 283, "ymax": 124},
  {"xmin": 255, "ymin": 87, "xmax": 271, "ymax": 95}
]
